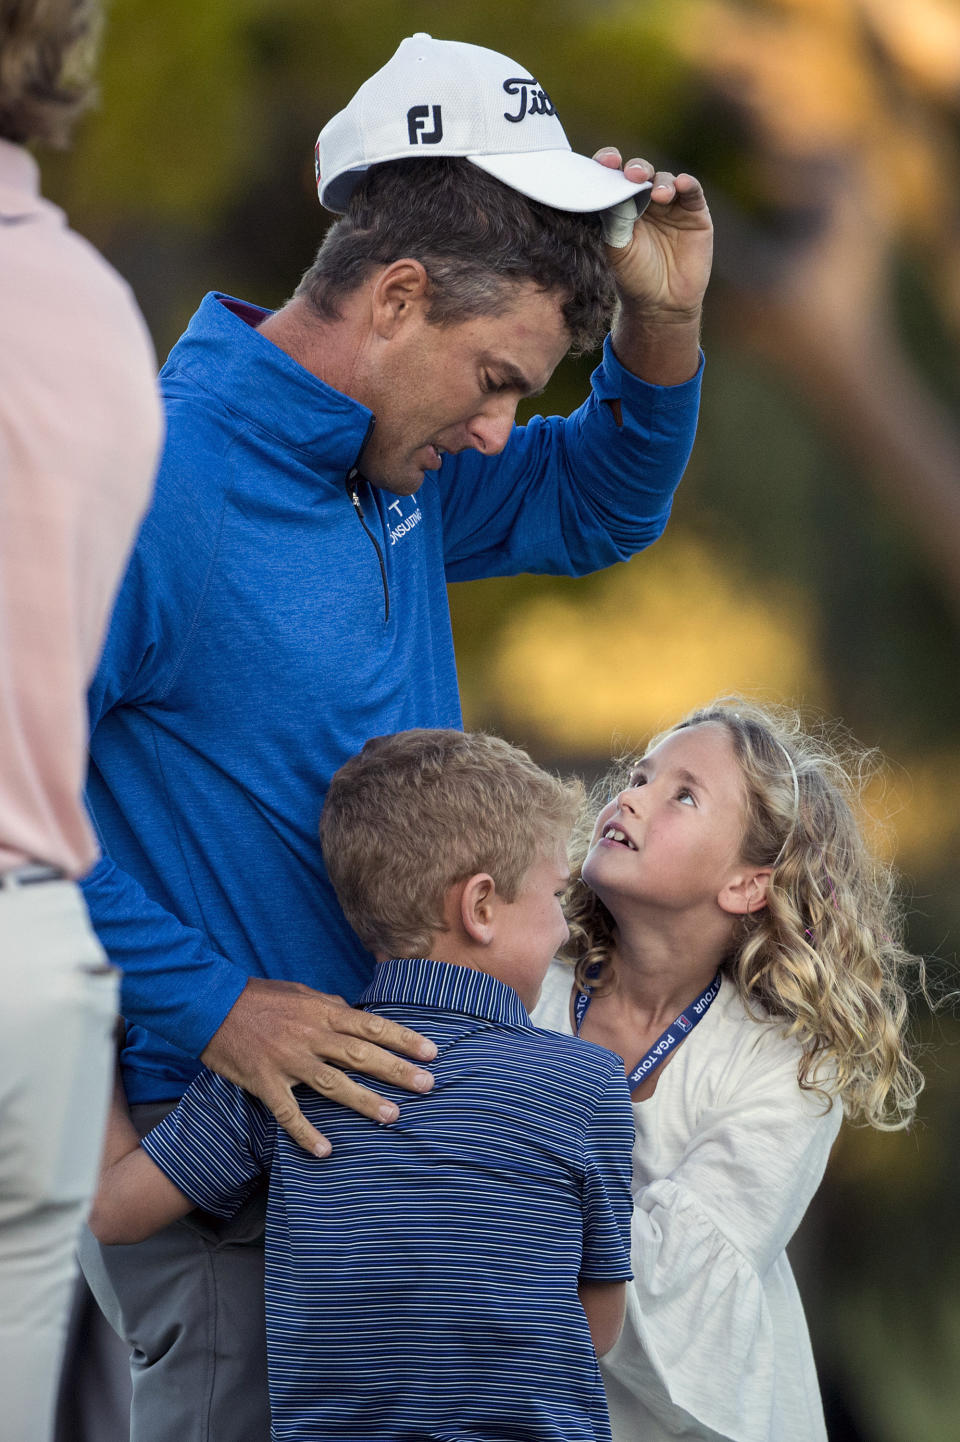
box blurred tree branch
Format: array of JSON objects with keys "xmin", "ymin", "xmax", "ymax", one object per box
[
  {"xmin": 710, "ymin": 157, "xmax": 960, "ymax": 620},
  {"xmin": 680, "ymin": 0, "xmax": 960, "ymax": 623}
]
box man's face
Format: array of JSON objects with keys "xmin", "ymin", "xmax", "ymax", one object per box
[{"xmin": 357, "ymin": 283, "xmax": 571, "ymax": 495}]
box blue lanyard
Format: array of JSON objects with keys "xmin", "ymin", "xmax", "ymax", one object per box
[{"xmin": 574, "ymin": 972, "xmax": 722, "ymax": 1091}]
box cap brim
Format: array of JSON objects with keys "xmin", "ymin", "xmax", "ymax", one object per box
[{"xmin": 468, "ymin": 150, "xmax": 653, "ymax": 215}]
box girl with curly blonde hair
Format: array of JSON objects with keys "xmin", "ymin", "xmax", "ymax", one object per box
[{"xmin": 531, "ymin": 697, "xmax": 923, "ymax": 1442}]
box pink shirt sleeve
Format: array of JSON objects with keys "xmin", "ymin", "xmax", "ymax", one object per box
[{"xmin": 0, "ymin": 140, "xmax": 163, "ymax": 876}]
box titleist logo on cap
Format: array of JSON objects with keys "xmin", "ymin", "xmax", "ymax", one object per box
[{"xmin": 501, "ymin": 78, "xmax": 556, "ymax": 123}]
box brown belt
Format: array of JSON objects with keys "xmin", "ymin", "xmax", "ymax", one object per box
[{"xmin": 0, "ymin": 864, "xmax": 67, "ymax": 889}]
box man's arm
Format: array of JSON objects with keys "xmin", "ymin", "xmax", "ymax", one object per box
[
  {"xmin": 88, "ymin": 1073, "xmax": 194, "ymax": 1245},
  {"xmin": 199, "ymin": 977, "xmax": 436, "ymax": 1158},
  {"xmin": 438, "ymin": 343, "xmax": 702, "ymax": 581},
  {"xmin": 84, "ymin": 485, "xmax": 437, "ymax": 1159},
  {"xmin": 578, "ymin": 1280, "xmax": 627, "ymax": 1357},
  {"xmin": 438, "ymin": 151, "xmax": 711, "ymax": 581},
  {"xmin": 84, "ymin": 855, "xmax": 437, "ymax": 1158}
]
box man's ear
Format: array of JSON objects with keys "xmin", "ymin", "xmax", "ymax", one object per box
[
  {"xmin": 370, "ymin": 259, "xmax": 430, "ymax": 338},
  {"xmin": 718, "ymin": 867, "xmax": 771, "ymax": 916},
  {"xmin": 459, "ymin": 873, "xmax": 498, "ymax": 944}
]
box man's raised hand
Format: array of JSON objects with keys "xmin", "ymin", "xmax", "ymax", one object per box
[{"xmin": 594, "ymin": 148, "xmax": 714, "ymax": 386}]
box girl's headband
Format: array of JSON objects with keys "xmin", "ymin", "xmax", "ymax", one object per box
[{"xmin": 773, "ymin": 737, "xmax": 801, "ymax": 821}]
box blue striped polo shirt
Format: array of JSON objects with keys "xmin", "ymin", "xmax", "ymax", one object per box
[{"xmin": 142, "ymin": 957, "xmax": 635, "ymax": 1441}]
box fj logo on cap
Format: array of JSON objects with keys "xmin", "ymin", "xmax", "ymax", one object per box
[
  {"xmin": 502, "ymin": 77, "xmax": 556, "ymax": 124},
  {"xmin": 407, "ymin": 105, "xmax": 443, "ymax": 145}
]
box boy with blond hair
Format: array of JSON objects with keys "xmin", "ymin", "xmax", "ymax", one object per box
[{"xmin": 90, "ymin": 730, "xmax": 634, "ymax": 1441}]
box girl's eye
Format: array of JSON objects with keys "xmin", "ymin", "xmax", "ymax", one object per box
[
  {"xmin": 677, "ymin": 788, "xmax": 696, "ymax": 806},
  {"xmin": 627, "ymin": 769, "xmax": 647, "ymax": 788}
]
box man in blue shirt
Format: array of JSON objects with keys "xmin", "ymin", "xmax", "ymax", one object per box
[
  {"xmin": 78, "ymin": 32, "xmax": 710, "ymax": 1440},
  {"xmin": 90, "ymin": 731, "xmax": 635, "ymax": 1441}
]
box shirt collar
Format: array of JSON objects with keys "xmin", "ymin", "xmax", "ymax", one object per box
[
  {"xmin": 359, "ymin": 957, "xmax": 531, "ymax": 1029},
  {"xmin": 0, "ymin": 138, "xmax": 48, "ymax": 222},
  {"xmin": 161, "ymin": 291, "xmax": 374, "ymax": 476}
]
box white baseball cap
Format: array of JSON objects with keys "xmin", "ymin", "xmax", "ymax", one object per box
[{"xmin": 315, "ymin": 33, "xmax": 652, "ymax": 218}]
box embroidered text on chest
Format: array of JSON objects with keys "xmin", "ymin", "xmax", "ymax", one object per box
[{"xmin": 386, "ymin": 498, "xmax": 423, "ymax": 546}]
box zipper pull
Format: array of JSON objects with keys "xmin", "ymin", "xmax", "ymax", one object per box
[
  {"xmin": 344, "ymin": 470, "xmax": 390, "ymax": 623},
  {"xmin": 346, "ymin": 469, "xmax": 364, "ymax": 517}
]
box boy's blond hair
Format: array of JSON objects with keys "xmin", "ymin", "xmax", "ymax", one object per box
[{"xmin": 322, "ymin": 729, "xmax": 582, "ymax": 956}]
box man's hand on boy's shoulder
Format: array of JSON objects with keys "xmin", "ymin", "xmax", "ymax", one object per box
[{"xmin": 201, "ymin": 977, "xmax": 437, "ymax": 1157}]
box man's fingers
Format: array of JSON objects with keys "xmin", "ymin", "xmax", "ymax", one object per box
[
  {"xmin": 647, "ymin": 169, "xmax": 678, "ymax": 201},
  {"xmin": 283, "ymin": 996, "xmax": 437, "ymax": 1095},
  {"xmin": 644, "ymin": 170, "xmax": 708, "ymax": 212},
  {"xmin": 321, "ymin": 998, "xmax": 438, "ymax": 1063},
  {"xmin": 308, "ymin": 1023, "xmax": 436, "ymax": 1096},
  {"xmin": 593, "ymin": 149, "xmax": 658, "ymax": 187},
  {"xmin": 267, "ymin": 1086, "xmax": 332, "ymax": 1158},
  {"xmin": 591, "ymin": 153, "xmax": 704, "ymax": 210},
  {"xmin": 623, "ymin": 157, "xmax": 655, "ymax": 183},
  {"xmin": 200, "ymin": 979, "xmax": 439, "ymax": 1156},
  {"xmin": 262, "ymin": 1061, "xmax": 418, "ymax": 1156},
  {"xmin": 304, "ymin": 1063, "xmax": 404, "ymax": 1124},
  {"xmin": 673, "ymin": 173, "xmax": 708, "ymax": 209}
]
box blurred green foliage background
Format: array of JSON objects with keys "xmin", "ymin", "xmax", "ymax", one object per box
[{"xmin": 42, "ymin": 1, "xmax": 960, "ymax": 1436}]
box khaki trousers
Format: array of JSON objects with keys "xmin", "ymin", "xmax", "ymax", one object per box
[{"xmin": 0, "ymin": 880, "xmax": 117, "ymax": 1442}]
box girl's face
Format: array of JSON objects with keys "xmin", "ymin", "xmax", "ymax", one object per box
[{"xmin": 583, "ymin": 722, "xmax": 751, "ymax": 918}]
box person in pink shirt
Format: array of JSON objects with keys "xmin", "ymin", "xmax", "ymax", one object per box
[{"xmin": 0, "ymin": 3, "xmax": 163, "ymax": 1437}]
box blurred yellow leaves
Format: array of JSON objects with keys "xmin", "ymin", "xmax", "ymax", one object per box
[
  {"xmin": 479, "ymin": 533, "xmax": 824, "ymax": 755},
  {"xmin": 860, "ymin": 0, "xmax": 960, "ymax": 99},
  {"xmin": 863, "ymin": 750, "xmax": 960, "ymax": 873},
  {"xmin": 468, "ymin": 524, "xmax": 958, "ymax": 882},
  {"xmin": 675, "ymin": 0, "xmax": 954, "ymax": 239},
  {"xmin": 678, "ymin": 0, "xmax": 876, "ymax": 154},
  {"xmin": 680, "ymin": 0, "xmax": 960, "ymax": 134},
  {"xmin": 671, "ymin": 0, "xmax": 960, "ymax": 338}
]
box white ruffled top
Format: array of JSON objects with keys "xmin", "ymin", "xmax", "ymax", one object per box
[{"xmin": 531, "ymin": 959, "xmax": 842, "ymax": 1442}]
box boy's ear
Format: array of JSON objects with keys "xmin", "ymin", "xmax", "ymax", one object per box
[
  {"xmin": 459, "ymin": 873, "xmax": 498, "ymax": 944},
  {"xmin": 718, "ymin": 867, "xmax": 771, "ymax": 916}
]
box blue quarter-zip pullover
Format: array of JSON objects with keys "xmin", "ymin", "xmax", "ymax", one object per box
[{"xmin": 83, "ymin": 293, "xmax": 702, "ymax": 1102}]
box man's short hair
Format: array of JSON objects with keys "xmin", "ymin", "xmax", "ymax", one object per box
[
  {"xmin": 295, "ymin": 158, "xmax": 617, "ymax": 355},
  {"xmin": 0, "ymin": 0, "xmax": 100, "ymax": 148},
  {"xmin": 321, "ymin": 729, "xmax": 582, "ymax": 956}
]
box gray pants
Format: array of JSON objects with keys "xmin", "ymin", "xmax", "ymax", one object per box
[
  {"xmin": 77, "ymin": 1102, "xmax": 271, "ymax": 1442},
  {"xmin": 0, "ymin": 880, "xmax": 117, "ymax": 1442}
]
